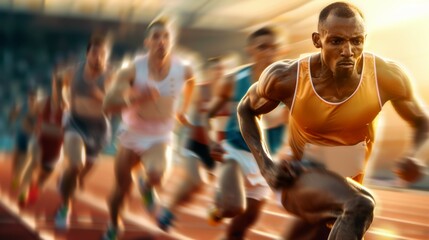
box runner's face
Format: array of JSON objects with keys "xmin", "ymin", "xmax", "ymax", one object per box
[
  {"xmin": 316, "ymin": 14, "xmax": 366, "ymax": 79},
  {"xmin": 207, "ymin": 63, "xmax": 224, "ymax": 81},
  {"xmin": 87, "ymin": 44, "xmax": 110, "ymax": 72},
  {"xmin": 248, "ymin": 34, "xmax": 278, "ymax": 65},
  {"xmin": 146, "ymin": 26, "xmax": 171, "ymax": 58}
]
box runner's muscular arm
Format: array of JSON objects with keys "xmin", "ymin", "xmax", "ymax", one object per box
[
  {"xmin": 103, "ymin": 67, "xmax": 116, "ymax": 91},
  {"xmin": 238, "ymin": 61, "xmax": 297, "ymax": 189},
  {"xmin": 377, "ymin": 58, "xmax": 428, "ymax": 182},
  {"xmin": 102, "ymin": 64, "xmax": 136, "ymax": 114},
  {"xmin": 201, "ymin": 74, "xmax": 234, "ymax": 160},
  {"xmin": 55, "ymin": 67, "xmax": 74, "ymax": 110},
  {"xmin": 377, "ymin": 58, "xmax": 429, "ymax": 153},
  {"xmin": 176, "ymin": 66, "xmax": 195, "ymax": 125},
  {"xmin": 51, "ymin": 69, "xmax": 66, "ymax": 110},
  {"xmin": 205, "ymin": 74, "xmax": 234, "ymax": 128}
]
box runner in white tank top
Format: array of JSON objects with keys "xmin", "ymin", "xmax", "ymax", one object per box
[
  {"xmin": 118, "ymin": 54, "xmax": 187, "ymax": 151},
  {"xmin": 102, "ymin": 18, "xmax": 195, "ymax": 239}
]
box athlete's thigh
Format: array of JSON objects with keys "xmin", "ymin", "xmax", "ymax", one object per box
[
  {"xmin": 216, "ymin": 160, "xmax": 246, "ymax": 209},
  {"xmin": 181, "ymin": 153, "xmax": 203, "ymax": 183},
  {"xmin": 114, "ymin": 145, "xmax": 140, "ymax": 187},
  {"xmin": 281, "ymin": 169, "xmax": 362, "ymax": 223},
  {"xmin": 244, "ymin": 197, "xmax": 265, "ymax": 217},
  {"xmin": 141, "ymin": 143, "xmax": 168, "ymax": 176},
  {"xmin": 63, "ymin": 131, "xmax": 85, "ymax": 167}
]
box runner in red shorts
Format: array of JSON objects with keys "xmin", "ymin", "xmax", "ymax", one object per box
[{"xmin": 18, "ymin": 72, "xmax": 64, "ymax": 206}]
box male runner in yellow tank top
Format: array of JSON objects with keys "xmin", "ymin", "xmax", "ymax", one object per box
[{"xmin": 238, "ymin": 2, "xmax": 428, "ymax": 239}]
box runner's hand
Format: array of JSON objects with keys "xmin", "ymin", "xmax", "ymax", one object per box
[
  {"xmin": 394, "ymin": 156, "xmax": 425, "ymax": 183},
  {"xmin": 127, "ymin": 83, "xmax": 160, "ymax": 105},
  {"xmin": 209, "ymin": 141, "xmax": 225, "ymax": 162},
  {"xmin": 176, "ymin": 112, "xmax": 191, "ymax": 126}
]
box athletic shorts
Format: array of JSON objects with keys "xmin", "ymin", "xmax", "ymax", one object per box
[
  {"xmin": 222, "ymin": 141, "xmax": 270, "ymax": 201},
  {"xmin": 184, "ymin": 139, "xmax": 215, "ymax": 170},
  {"xmin": 117, "ymin": 126, "xmax": 170, "ymax": 178},
  {"xmin": 117, "ymin": 125, "xmax": 171, "ymax": 156},
  {"xmin": 39, "ymin": 133, "xmax": 63, "ymax": 171},
  {"xmin": 64, "ymin": 114, "xmax": 110, "ymax": 159}
]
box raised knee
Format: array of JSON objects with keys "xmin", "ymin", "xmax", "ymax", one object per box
[
  {"xmin": 348, "ymin": 195, "xmax": 375, "ymax": 218},
  {"xmin": 221, "ymin": 198, "xmax": 245, "ymax": 218}
]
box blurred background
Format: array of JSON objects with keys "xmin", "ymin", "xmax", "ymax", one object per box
[{"xmin": 0, "ymin": 0, "xmax": 429, "ymax": 190}]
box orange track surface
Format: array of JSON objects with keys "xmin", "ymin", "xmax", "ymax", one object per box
[{"xmin": 0, "ymin": 152, "xmax": 428, "ymax": 240}]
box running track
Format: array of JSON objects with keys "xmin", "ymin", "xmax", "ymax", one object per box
[{"xmin": 0, "ymin": 152, "xmax": 428, "ymax": 240}]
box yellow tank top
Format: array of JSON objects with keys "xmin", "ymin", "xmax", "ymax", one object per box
[{"xmin": 289, "ymin": 53, "xmax": 382, "ymax": 161}]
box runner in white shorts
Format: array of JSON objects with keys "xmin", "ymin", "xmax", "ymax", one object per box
[{"xmin": 102, "ymin": 18, "xmax": 195, "ymax": 240}]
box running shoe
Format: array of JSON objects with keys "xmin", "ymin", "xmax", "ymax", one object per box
[
  {"xmin": 54, "ymin": 205, "xmax": 70, "ymax": 230},
  {"xmin": 138, "ymin": 176, "xmax": 156, "ymax": 214},
  {"xmin": 102, "ymin": 224, "xmax": 119, "ymax": 240},
  {"xmin": 157, "ymin": 207, "xmax": 175, "ymax": 231},
  {"xmin": 207, "ymin": 206, "xmax": 223, "ymax": 226}
]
